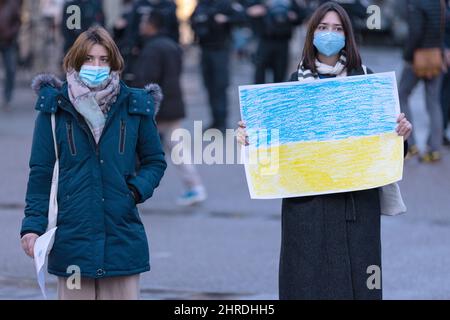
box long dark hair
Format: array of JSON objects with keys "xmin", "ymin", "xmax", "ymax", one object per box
[{"xmin": 301, "ymin": 1, "xmax": 361, "ymax": 73}]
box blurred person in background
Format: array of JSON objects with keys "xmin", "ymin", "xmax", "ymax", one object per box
[
  {"xmin": 20, "ymin": 26, "xmax": 166, "ymax": 299},
  {"xmin": 61, "ymin": 0, "xmax": 105, "ymax": 55},
  {"xmin": 133, "ymin": 11, "xmax": 207, "ymax": 206},
  {"xmin": 244, "ymin": 0, "xmax": 307, "ymax": 84},
  {"xmin": 190, "ymin": 0, "xmax": 246, "ymax": 132},
  {"xmin": 113, "ymin": 0, "xmax": 135, "ymax": 58},
  {"xmin": 399, "ymin": 0, "xmax": 446, "ymax": 162},
  {"xmin": 441, "ymin": 0, "xmax": 450, "ymax": 146},
  {"xmin": 0, "ymin": 0, "xmax": 22, "ymax": 111},
  {"xmin": 123, "ymin": 0, "xmax": 179, "ymax": 84},
  {"xmin": 127, "ymin": 0, "xmax": 180, "ymax": 44}
]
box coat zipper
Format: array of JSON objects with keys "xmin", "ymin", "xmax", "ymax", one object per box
[
  {"xmin": 119, "ymin": 119, "xmax": 126, "ymax": 154},
  {"xmin": 66, "ymin": 121, "xmax": 77, "ymax": 156}
]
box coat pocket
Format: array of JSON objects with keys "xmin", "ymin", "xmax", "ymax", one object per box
[
  {"xmin": 119, "ymin": 119, "xmax": 126, "ymax": 154},
  {"xmin": 66, "ymin": 121, "xmax": 77, "ymax": 156}
]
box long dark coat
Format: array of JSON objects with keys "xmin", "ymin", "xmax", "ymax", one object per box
[{"xmin": 280, "ymin": 66, "xmax": 407, "ymax": 300}]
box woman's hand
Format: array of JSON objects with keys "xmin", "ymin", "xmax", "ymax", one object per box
[
  {"xmin": 396, "ymin": 113, "xmax": 412, "ymax": 141},
  {"xmin": 236, "ymin": 121, "xmax": 249, "ymax": 146},
  {"xmin": 21, "ymin": 233, "xmax": 39, "ymax": 258}
]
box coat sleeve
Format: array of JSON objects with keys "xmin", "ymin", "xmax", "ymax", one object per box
[
  {"xmin": 21, "ymin": 111, "xmax": 56, "ymax": 237},
  {"xmin": 126, "ymin": 100, "xmax": 167, "ymax": 204}
]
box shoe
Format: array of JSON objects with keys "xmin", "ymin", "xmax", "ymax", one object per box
[
  {"xmin": 176, "ymin": 186, "xmax": 207, "ymax": 206},
  {"xmin": 419, "ymin": 151, "xmax": 441, "ymax": 163},
  {"xmin": 405, "ymin": 145, "xmax": 419, "ymax": 159}
]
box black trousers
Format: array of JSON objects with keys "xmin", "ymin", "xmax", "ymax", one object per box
[
  {"xmin": 200, "ymin": 47, "xmax": 230, "ymax": 130},
  {"xmin": 254, "ymin": 38, "xmax": 290, "ymax": 84}
]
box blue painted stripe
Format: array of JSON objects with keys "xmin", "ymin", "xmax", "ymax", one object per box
[{"xmin": 239, "ymin": 73, "xmax": 398, "ymax": 147}]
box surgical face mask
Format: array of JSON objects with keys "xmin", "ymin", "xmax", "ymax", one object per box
[
  {"xmin": 313, "ymin": 31, "xmax": 345, "ymax": 57},
  {"xmin": 79, "ymin": 65, "xmax": 111, "ymax": 87}
]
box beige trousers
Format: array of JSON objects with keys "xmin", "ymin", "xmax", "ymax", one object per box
[{"xmin": 57, "ymin": 274, "xmax": 140, "ymax": 300}]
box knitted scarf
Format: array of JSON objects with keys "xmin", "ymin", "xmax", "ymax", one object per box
[
  {"xmin": 297, "ymin": 52, "xmax": 348, "ymax": 81},
  {"xmin": 67, "ymin": 69, "xmax": 120, "ymax": 144}
]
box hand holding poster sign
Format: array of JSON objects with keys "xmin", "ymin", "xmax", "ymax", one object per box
[{"xmin": 238, "ymin": 72, "xmax": 404, "ymax": 199}]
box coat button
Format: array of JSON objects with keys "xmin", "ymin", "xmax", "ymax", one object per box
[
  {"xmin": 133, "ymin": 100, "xmax": 137, "ymax": 103},
  {"xmin": 40, "ymin": 104, "xmax": 44, "ymax": 108},
  {"xmin": 58, "ymin": 100, "xmax": 62, "ymax": 104},
  {"xmin": 102, "ymin": 198, "xmax": 105, "ymax": 202},
  {"xmin": 96, "ymin": 269, "xmax": 105, "ymax": 276},
  {"xmin": 41, "ymin": 96, "xmax": 45, "ymax": 99},
  {"xmin": 100, "ymin": 159, "xmax": 104, "ymax": 164},
  {"xmin": 146, "ymin": 109, "xmax": 150, "ymax": 112}
]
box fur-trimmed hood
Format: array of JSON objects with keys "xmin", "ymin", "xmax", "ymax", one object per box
[
  {"xmin": 31, "ymin": 73, "xmax": 63, "ymax": 94},
  {"xmin": 31, "ymin": 73, "xmax": 163, "ymax": 114},
  {"xmin": 143, "ymin": 83, "xmax": 163, "ymax": 115}
]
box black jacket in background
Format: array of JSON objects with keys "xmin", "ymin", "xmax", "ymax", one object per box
[
  {"xmin": 61, "ymin": 0, "xmax": 105, "ymax": 54},
  {"xmin": 190, "ymin": 0, "xmax": 246, "ymax": 49},
  {"xmin": 132, "ymin": 34, "xmax": 185, "ymax": 122},
  {"xmin": 243, "ymin": 0, "xmax": 307, "ymax": 40},
  {"xmin": 403, "ymin": 0, "xmax": 446, "ymax": 62},
  {"xmin": 445, "ymin": 1, "xmax": 450, "ymax": 48},
  {"xmin": 126, "ymin": 0, "xmax": 180, "ymax": 48}
]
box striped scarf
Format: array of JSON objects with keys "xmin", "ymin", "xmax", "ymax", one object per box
[{"xmin": 297, "ymin": 52, "xmax": 348, "ymax": 81}]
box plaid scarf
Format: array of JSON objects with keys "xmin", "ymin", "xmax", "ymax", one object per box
[
  {"xmin": 67, "ymin": 69, "xmax": 120, "ymax": 144},
  {"xmin": 297, "ymin": 52, "xmax": 348, "ymax": 81}
]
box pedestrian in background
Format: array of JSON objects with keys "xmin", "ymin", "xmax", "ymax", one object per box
[
  {"xmin": 399, "ymin": 0, "xmax": 446, "ymax": 162},
  {"xmin": 190, "ymin": 0, "xmax": 246, "ymax": 132},
  {"xmin": 134, "ymin": 11, "xmax": 207, "ymax": 206},
  {"xmin": 61, "ymin": 0, "xmax": 105, "ymax": 55},
  {"xmin": 113, "ymin": 0, "xmax": 136, "ymax": 59},
  {"xmin": 0, "ymin": 0, "xmax": 22, "ymax": 111},
  {"xmin": 441, "ymin": 0, "xmax": 450, "ymax": 146},
  {"xmin": 244, "ymin": 0, "xmax": 307, "ymax": 84},
  {"xmin": 123, "ymin": 0, "xmax": 179, "ymax": 84},
  {"xmin": 20, "ymin": 26, "xmax": 166, "ymax": 299},
  {"xmin": 237, "ymin": 2, "xmax": 413, "ymax": 299}
]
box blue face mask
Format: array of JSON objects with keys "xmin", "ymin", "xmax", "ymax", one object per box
[
  {"xmin": 79, "ymin": 65, "xmax": 111, "ymax": 87},
  {"xmin": 313, "ymin": 31, "xmax": 345, "ymax": 57}
]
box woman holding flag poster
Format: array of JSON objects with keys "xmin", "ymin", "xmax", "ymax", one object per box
[{"xmin": 237, "ymin": 1, "xmax": 412, "ymax": 300}]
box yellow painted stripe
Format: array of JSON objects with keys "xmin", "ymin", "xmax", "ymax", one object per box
[{"xmin": 246, "ymin": 132, "xmax": 404, "ymax": 199}]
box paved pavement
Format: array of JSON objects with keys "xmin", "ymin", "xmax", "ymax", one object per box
[{"xmin": 0, "ymin": 42, "xmax": 449, "ymax": 300}]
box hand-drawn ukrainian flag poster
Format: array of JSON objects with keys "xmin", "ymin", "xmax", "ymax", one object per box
[{"xmin": 238, "ymin": 72, "xmax": 404, "ymax": 199}]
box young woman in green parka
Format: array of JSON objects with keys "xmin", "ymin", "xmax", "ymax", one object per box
[{"xmin": 20, "ymin": 26, "xmax": 167, "ymax": 300}]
